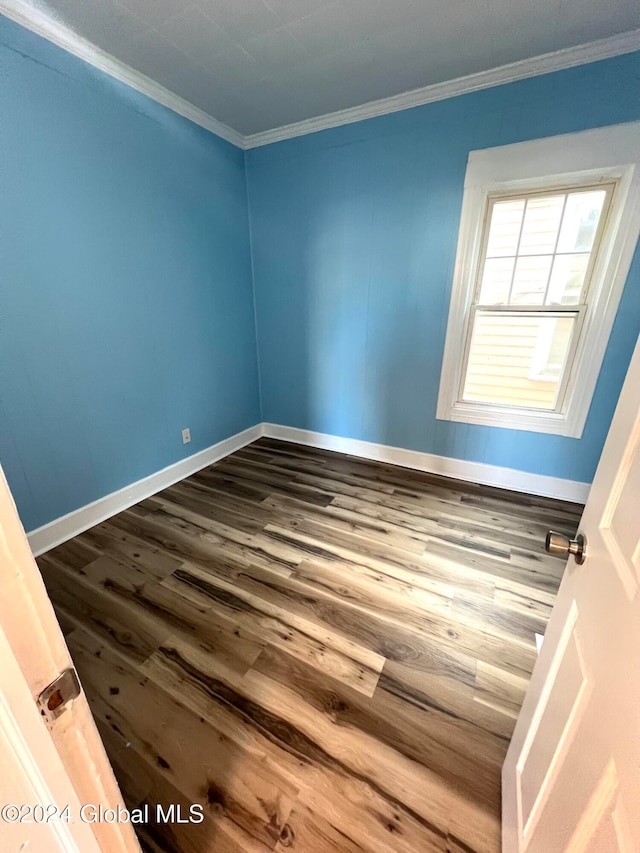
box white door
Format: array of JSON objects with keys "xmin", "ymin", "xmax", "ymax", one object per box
[
  {"xmin": 503, "ymin": 333, "xmax": 640, "ymax": 853},
  {"xmin": 0, "ymin": 467, "xmax": 140, "ymax": 853}
]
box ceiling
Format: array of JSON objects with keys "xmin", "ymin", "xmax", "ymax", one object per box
[{"xmin": 19, "ymin": 0, "xmax": 640, "ymax": 136}]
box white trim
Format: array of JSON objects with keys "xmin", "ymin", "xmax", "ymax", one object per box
[
  {"xmin": 436, "ymin": 122, "xmax": 640, "ymax": 438},
  {"xmin": 262, "ymin": 423, "xmax": 590, "ymax": 503},
  {"xmin": 26, "ymin": 420, "xmax": 588, "ymax": 558},
  {"xmin": 0, "ymin": 695, "xmax": 83, "ymax": 852},
  {"xmin": 0, "ymin": 623, "xmax": 102, "ymax": 852},
  {"xmin": 0, "ymin": 0, "xmax": 244, "ymax": 148},
  {"xmin": 0, "ymin": 0, "xmax": 638, "ymax": 150},
  {"xmin": 27, "ymin": 424, "xmax": 263, "ymax": 556},
  {"xmin": 244, "ymin": 30, "xmax": 640, "ymax": 148}
]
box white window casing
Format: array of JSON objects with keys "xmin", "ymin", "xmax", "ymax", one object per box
[{"xmin": 436, "ymin": 122, "xmax": 640, "ymax": 438}]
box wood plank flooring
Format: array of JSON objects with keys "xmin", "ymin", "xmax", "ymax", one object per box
[{"xmin": 37, "ymin": 438, "xmax": 582, "ymax": 853}]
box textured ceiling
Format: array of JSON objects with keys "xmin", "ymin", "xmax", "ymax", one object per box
[{"xmin": 34, "ymin": 0, "xmax": 640, "ymax": 135}]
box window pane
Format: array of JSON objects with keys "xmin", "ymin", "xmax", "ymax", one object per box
[
  {"xmin": 557, "ymin": 190, "xmax": 607, "ymax": 253},
  {"xmin": 546, "ymin": 253, "xmax": 590, "ymax": 305},
  {"xmin": 541, "ymin": 317, "xmax": 574, "ymax": 376},
  {"xmin": 510, "ymin": 255, "xmax": 553, "ymax": 305},
  {"xmin": 486, "ymin": 199, "xmax": 525, "ymax": 257},
  {"xmin": 518, "ymin": 195, "xmax": 565, "ymax": 255},
  {"xmin": 463, "ymin": 312, "xmax": 575, "ymax": 410},
  {"xmin": 479, "ymin": 257, "xmax": 514, "ymax": 304}
]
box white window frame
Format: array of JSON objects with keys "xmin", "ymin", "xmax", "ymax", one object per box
[{"xmin": 436, "ymin": 122, "xmax": 640, "ymax": 438}]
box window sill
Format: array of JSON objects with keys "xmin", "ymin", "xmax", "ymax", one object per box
[{"xmin": 438, "ymin": 402, "xmax": 582, "ymax": 437}]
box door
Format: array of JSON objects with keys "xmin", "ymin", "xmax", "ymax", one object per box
[
  {"xmin": 0, "ymin": 466, "xmax": 140, "ymax": 852},
  {"xmin": 503, "ymin": 333, "xmax": 640, "ymax": 852}
]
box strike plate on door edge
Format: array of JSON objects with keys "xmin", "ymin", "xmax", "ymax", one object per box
[{"xmin": 37, "ymin": 668, "xmax": 81, "ymax": 722}]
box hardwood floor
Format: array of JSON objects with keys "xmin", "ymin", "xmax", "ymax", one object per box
[{"xmin": 37, "ymin": 438, "xmax": 582, "ymax": 853}]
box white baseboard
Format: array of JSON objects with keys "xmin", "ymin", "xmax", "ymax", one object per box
[
  {"xmin": 261, "ymin": 423, "xmax": 590, "ymax": 504},
  {"xmin": 27, "ymin": 423, "xmax": 263, "ymax": 556},
  {"xmin": 27, "ymin": 419, "xmax": 589, "ymax": 556}
]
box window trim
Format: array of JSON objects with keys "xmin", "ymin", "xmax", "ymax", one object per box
[{"xmin": 436, "ymin": 123, "xmax": 640, "ymax": 438}]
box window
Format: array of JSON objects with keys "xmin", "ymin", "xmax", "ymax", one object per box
[
  {"xmin": 462, "ymin": 184, "xmax": 613, "ymax": 412},
  {"xmin": 437, "ymin": 123, "xmax": 640, "ymax": 438}
]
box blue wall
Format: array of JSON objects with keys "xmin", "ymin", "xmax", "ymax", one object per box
[
  {"xmin": 246, "ymin": 51, "xmax": 640, "ymax": 485},
  {"xmin": 1, "ymin": 14, "xmax": 638, "ymax": 535},
  {"xmin": 0, "ymin": 16, "xmax": 260, "ymax": 532}
]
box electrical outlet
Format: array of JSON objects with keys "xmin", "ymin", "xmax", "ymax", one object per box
[{"xmin": 181, "ymin": 428, "xmax": 191, "ymax": 445}]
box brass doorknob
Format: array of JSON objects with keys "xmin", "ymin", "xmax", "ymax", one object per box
[{"xmin": 545, "ymin": 531, "xmax": 587, "ymax": 565}]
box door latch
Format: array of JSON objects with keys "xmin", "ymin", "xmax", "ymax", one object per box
[{"xmin": 37, "ymin": 668, "xmax": 81, "ymax": 722}]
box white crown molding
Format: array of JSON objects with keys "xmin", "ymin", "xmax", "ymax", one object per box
[
  {"xmin": 0, "ymin": 0, "xmax": 244, "ymax": 148},
  {"xmin": 244, "ymin": 29, "xmax": 640, "ymax": 148},
  {"xmin": 1, "ymin": 3, "xmax": 638, "ymax": 150},
  {"xmin": 26, "ymin": 423, "xmax": 263, "ymax": 556},
  {"xmin": 262, "ymin": 423, "xmax": 590, "ymax": 503}
]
